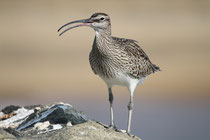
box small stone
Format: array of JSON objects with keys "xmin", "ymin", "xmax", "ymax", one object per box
[
  {"xmin": 0, "ymin": 112, "xmax": 5, "ymax": 120},
  {"xmin": 34, "ymin": 107, "xmax": 41, "ymax": 112},
  {"xmin": 52, "ymin": 124, "xmax": 62, "ymax": 130},
  {"xmin": 34, "ymin": 121, "xmax": 50, "ymax": 130},
  {"xmin": 66, "ymin": 122, "xmax": 72, "ymax": 127},
  {"xmin": 24, "ymin": 105, "xmax": 42, "ymax": 110},
  {"xmin": 0, "ymin": 112, "xmax": 15, "ymax": 120}
]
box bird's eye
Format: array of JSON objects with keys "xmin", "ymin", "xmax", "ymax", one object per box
[{"xmin": 100, "ymin": 17, "xmax": 105, "ymax": 21}]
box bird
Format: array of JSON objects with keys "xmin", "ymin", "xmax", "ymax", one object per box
[{"xmin": 58, "ymin": 13, "xmax": 160, "ymax": 134}]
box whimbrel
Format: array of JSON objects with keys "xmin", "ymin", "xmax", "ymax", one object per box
[{"xmin": 58, "ymin": 13, "xmax": 160, "ymax": 134}]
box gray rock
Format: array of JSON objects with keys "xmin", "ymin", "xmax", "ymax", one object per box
[
  {"xmin": 1, "ymin": 105, "xmax": 20, "ymax": 114},
  {"xmin": 21, "ymin": 121, "xmax": 141, "ymax": 140},
  {"xmin": 17, "ymin": 103, "xmax": 88, "ymax": 131},
  {"xmin": 0, "ymin": 128, "xmax": 17, "ymax": 139},
  {"xmin": 0, "ymin": 103, "xmax": 142, "ymax": 140},
  {"xmin": 0, "ymin": 108, "xmax": 34, "ymax": 129}
]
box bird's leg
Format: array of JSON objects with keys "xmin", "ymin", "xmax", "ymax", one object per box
[
  {"xmin": 127, "ymin": 86, "xmax": 135, "ymax": 134},
  {"xmin": 108, "ymin": 87, "xmax": 115, "ymax": 128},
  {"xmin": 127, "ymin": 101, "xmax": 134, "ymax": 134}
]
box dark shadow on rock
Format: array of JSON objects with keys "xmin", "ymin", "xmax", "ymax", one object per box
[{"xmin": 17, "ymin": 103, "xmax": 88, "ymax": 131}]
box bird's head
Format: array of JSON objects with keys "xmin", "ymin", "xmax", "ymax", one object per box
[{"xmin": 58, "ymin": 13, "xmax": 111, "ymax": 36}]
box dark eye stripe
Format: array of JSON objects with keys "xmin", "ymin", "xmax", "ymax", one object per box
[
  {"xmin": 92, "ymin": 19, "xmax": 100, "ymax": 22},
  {"xmin": 92, "ymin": 18, "xmax": 110, "ymax": 23}
]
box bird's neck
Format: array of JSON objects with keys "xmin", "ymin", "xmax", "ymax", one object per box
[
  {"xmin": 93, "ymin": 31, "xmax": 113, "ymax": 57},
  {"xmin": 96, "ymin": 31, "xmax": 111, "ymax": 39},
  {"xmin": 95, "ymin": 27, "xmax": 111, "ymax": 36}
]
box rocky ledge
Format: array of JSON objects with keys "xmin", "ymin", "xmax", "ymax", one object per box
[{"xmin": 0, "ymin": 103, "xmax": 141, "ymax": 140}]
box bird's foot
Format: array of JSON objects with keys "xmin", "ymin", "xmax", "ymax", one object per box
[
  {"xmin": 96, "ymin": 121, "xmax": 117, "ymax": 130},
  {"xmin": 126, "ymin": 132, "xmax": 135, "ymax": 138},
  {"xmin": 108, "ymin": 124, "xmax": 117, "ymax": 131},
  {"xmin": 109, "ymin": 124, "xmax": 133, "ymax": 134}
]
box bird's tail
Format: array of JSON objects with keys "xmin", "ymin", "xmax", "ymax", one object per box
[{"xmin": 152, "ymin": 64, "xmax": 161, "ymax": 72}]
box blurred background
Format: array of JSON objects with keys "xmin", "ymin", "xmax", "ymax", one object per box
[{"xmin": 0, "ymin": 0, "xmax": 210, "ymax": 140}]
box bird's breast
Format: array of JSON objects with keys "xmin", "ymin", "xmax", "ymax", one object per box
[{"xmin": 89, "ymin": 50, "xmax": 116, "ymax": 79}]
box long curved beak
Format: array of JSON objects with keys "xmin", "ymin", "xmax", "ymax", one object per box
[{"xmin": 58, "ymin": 18, "xmax": 92, "ymax": 36}]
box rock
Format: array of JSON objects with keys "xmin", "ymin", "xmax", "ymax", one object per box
[
  {"xmin": 24, "ymin": 105, "xmax": 43, "ymax": 110},
  {"xmin": 0, "ymin": 103, "xmax": 142, "ymax": 140},
  {"xmin": 17, "ymin": 103, "xmax": 88, "ymax": 131},
  {"xmin": 34, "ymin": 121, "xmax": 50, "ymax": 130},
  {"xmin": 1, "ymin": 105, "xmax": 20, "ymax": 114},
  {"xmin": 66, "ymin": 122, "xmax": 72, "ymax": 127},
  {"xmin": 4, "ymin": 127, "xmax": 23, "ymax": 138},
  {"xmin": 0, "ymin": 112, "xmax": 15, "ymax": 120},
  {"xmin": 0, "ymin": 128, "xmax": 17, "ymax": 139},
  {"xmin": 20, "ymin": 121, "xmax": 141, "ymax": 140},
  {"xmin": 0, "ymin": 108, "xmax": 34, "ymax": 129},
  {"xmin": 51, "ymin": 124, "xmax": 62, "ymax": 131},
  {"xmin": 0, "ymin": 112, "xmax": 4, "ymax": 120}
]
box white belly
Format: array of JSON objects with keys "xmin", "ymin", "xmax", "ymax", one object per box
[{"xmin": 100, "ymin": 71, "xmax": 145, "ymax": 88}]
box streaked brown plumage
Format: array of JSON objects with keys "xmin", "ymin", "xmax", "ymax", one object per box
[
  {"xmin": 58, "ymin": 12, "xmax": 160, "ymax": 134},
  {"xmin": 89, "ymin": 35, "xmax": 159, "ymax": 79}
]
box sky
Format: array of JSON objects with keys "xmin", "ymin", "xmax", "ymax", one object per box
[{"xmin": 0, "ymin": 0, "xmax": 210, "ymax": 140}]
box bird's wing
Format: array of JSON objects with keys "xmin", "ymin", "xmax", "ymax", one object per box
[{"xmin": 120, "ymin": 39, "xmax": 160, "ymax": 79}]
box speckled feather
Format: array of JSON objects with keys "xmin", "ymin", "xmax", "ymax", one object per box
[{"xmin": 89, "ymin": 34, "xmax": 160, "ymax": 80}]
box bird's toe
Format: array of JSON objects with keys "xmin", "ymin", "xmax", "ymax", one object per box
[
  {"xmin": 108, "ymin": 124, "xmax": 118, "ymax": 131},
  {"xmin": 126, "ymin": 132, "xmax": 136, "ymax": 138}
]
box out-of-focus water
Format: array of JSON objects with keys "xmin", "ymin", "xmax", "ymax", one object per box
[
  {"xmin": 1, "ymin": 93, "xmax": 210, "ymax": 140},
  {"xmin": 84, "ymin": 99, "xmax": 210, "ymax": 140}
]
